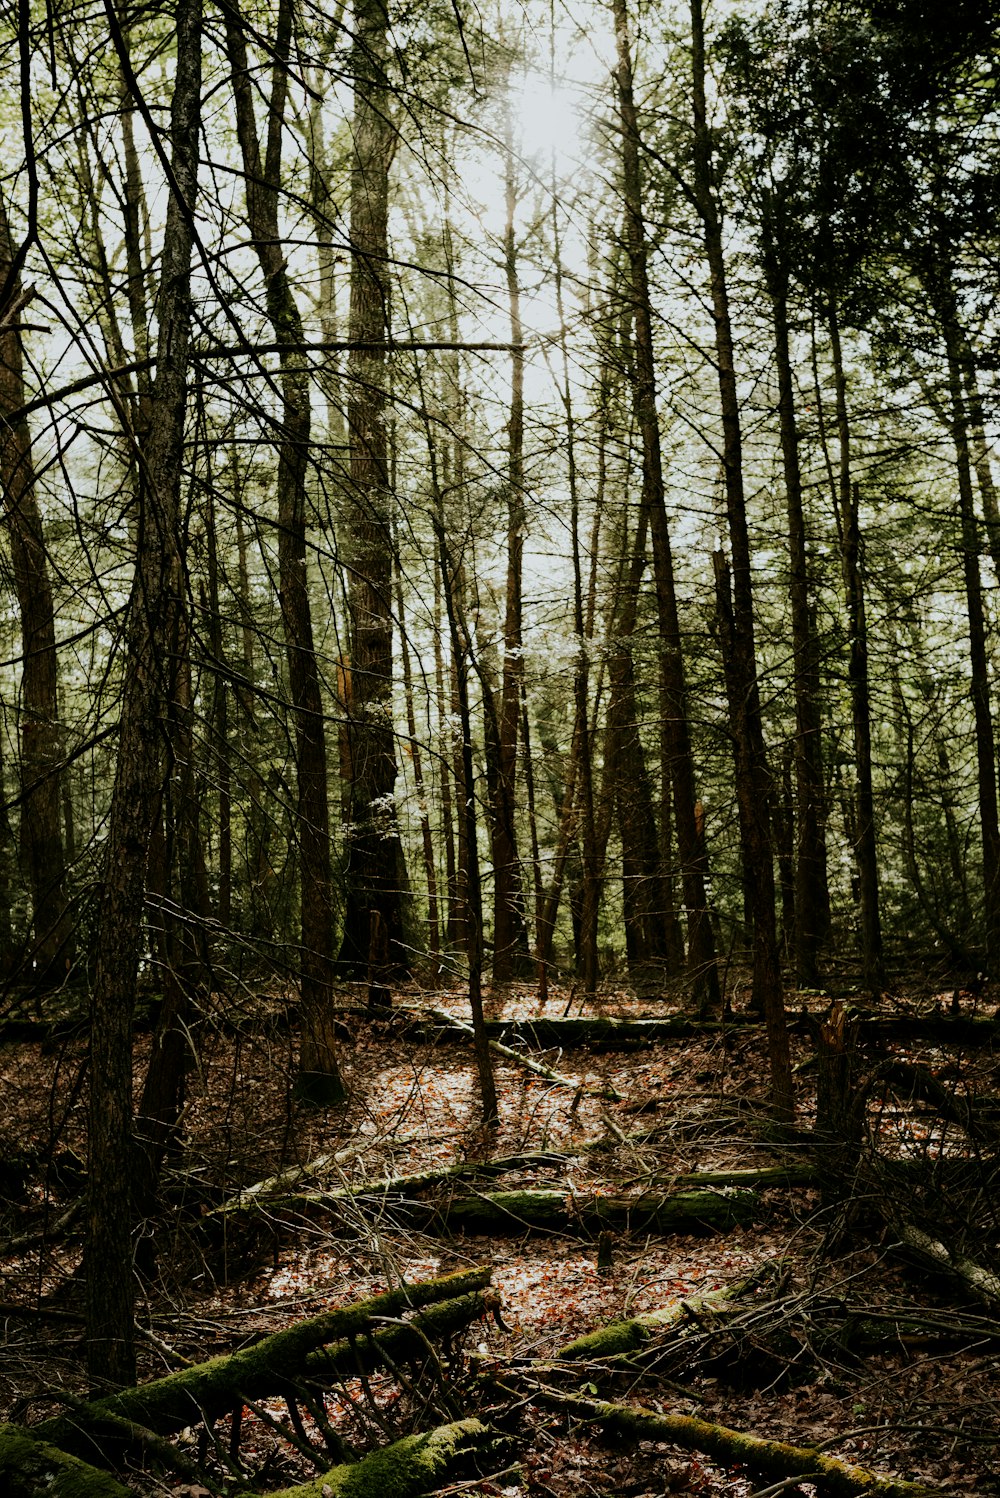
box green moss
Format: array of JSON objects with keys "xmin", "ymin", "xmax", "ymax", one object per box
[
  {"xmin": 0, "ymin": 1424, "xmax": 131, "ymax": 1498},
  {"xmin": 268, "ymin": 1417, "xmax": 492, "ymax": 1498}
]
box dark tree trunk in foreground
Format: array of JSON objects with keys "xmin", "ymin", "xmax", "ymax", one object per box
[
  {"xmin": 86, "ymin": 0, "xmax": 202, "ymax": 1390},
  {"xmin": 689, "ymin": 0, "xmax": 791, "ymax": 1114},
  {"xmin": 339, "ymin": 0, "xmax": 409, "ymax": 977},
  {"xmin": 614, "ymin": 0, "xmax": 720, "ymax": 1010},
  {"xmin": 0, "ymin": 196, "xmax": 72, "ymax": 989}
]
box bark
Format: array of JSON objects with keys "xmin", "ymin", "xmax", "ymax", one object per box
[
  {"xmin": 396, "ymin": 554, "xmax": 441, "ymax": 965},
  {"xmin": 536, "ymin": 1390, "xmax": 941, "ymax": 1498},
  {"xmin": 613, "ymin": 0, "xmax": 719, "ymax": 1010},
  {"xmin": 41, "ymin": 1267, "xmax": 492, "ymax": 1449},
  {"xmin": 338, "ymin": 0, "xmax": 409, "ymax": 974},
  {"xmin": 933, "ymin": 277, "xmax": 1000, "ymax": 970},
  {"xmin": 489, "ymin": 103, "xmax": 529, "ymax": 981},
  {"xmin": 0, "ymin": 196, "xmax": 72, "ymax": 988},
  {"xmin": 86, "ymin": 0, "xmax": 202, "ymax": 1392},
  {"xmin": 763, "ymin": 229, "xmax": 829, "ymax": 983},
  {"xmin": 225, "ymin": 0, "xmax": 344, "ymax": 1100},
  {"xmin": 398, "ymin": 1185, "xmax": 756, "ymax": 1237},
  {"xmin": 689, "ymin": 0, "xmax": 789, "ymax": 1117},
  {"xmin": 895, "ymin": 1223, "xmax": 1000, "ymax": 1307},
  {"xmin": 827, "ymin": 304, "xmax": 884, "ymax": 994},
  {"xmin": 434, "ymin": 526, "xmax": 498, "ymax": 1125}
]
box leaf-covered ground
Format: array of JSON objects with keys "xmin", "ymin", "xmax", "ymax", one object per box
[{"xmin": 1, "ymin": 976, "xmax": 998, "ymax": 1494}]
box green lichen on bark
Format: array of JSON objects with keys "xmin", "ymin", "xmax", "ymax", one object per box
[
  {"xmin": 0, "ymin": 1423, "xmax": 131, "ymax": 1498},
  {"xmin": 268, "ymin": 1417, "xmax": 493, "ymax": 1498}
]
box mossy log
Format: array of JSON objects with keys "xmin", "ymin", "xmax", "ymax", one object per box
[
  {"xmin": 423, "ymin": 1006, "xmax": 623, "ymax": 1100},
  {"xmin": 267, "ymin": 1416, "xmax": 497, "ymax": 1498},
  {"xmin": 541, "ymin": 1389, "xmax": 940, "ymax": 1497},
  {"xmin": 402, "ymin": 1011, "xmax": 749, "ymax": 1047},
  {"xmin": 304, "ymin": 1290, "xmax": 489, "ymax": 1379},
  {"xmin": 39, "ymin": 1266, "xmax": 491, "ymax": 1452},
  {"xmin": 401, "ymin": 1187, "xmax": 757, "ymax": 1237},
  {"xmin": 209, "ymin": 1151, "xmax": 572, "ymax": 1220},
  {"xmin": 557, "ymin": 1268, "xmax": 770, "ymax": 1360},
  {"xmin": 0, "ymin": 1422, "xmax": 131, "ymax": 1498}
]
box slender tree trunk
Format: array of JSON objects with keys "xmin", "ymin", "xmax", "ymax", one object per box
[
  {"xmin": 86, "ymin": 0, "xmax": 202, "ymax": 1390},
  {"xmin": 827, "ymin": 304, "xmax": 884, "ymax": 995},
  {"xmin": 396, "ymin": 551, "xmax": 441, "ymax": 967},
  {"xmin": 433, "ymin": 526, "xmax": 498, "ymax": 1125},
  {"xmin": 762, "ymin": 229, "xmax": 829, "ymax": 985},
  {"xmin": 613, "ymin": 0, "xmax": 719, "ymax": 1009},
  {"xmin": 0, "ymin": 196, "xmax": 72, "ymax": 989},
  {"xmin": 338, "ymin": 0, "xmax": 409, "ymax": 975},
  {"xmin": 932, "ymin": 277, "xmax": 1000, "ymax": 970},
  {"xmin": 689, "ymin": 0, "xmax": 790, "ymax": 1113},
  {"xmin": 490, "ymin": 104, "xmax": 529, "ymax": 981},
  {"xmin": 225, "ymin": 0, "xmax": 344, "ymax": 1097}
]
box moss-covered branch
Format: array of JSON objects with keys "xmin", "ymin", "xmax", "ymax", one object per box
[
  {"xmin": 0, "ymin": 1423, "xmax": 131, "ymax": 1498},
  {"xmin": 538, "ymin": 1389, "xmax": 941, "ymax": 1497},
  {"xmin": 266, "ymin": 1417, "xmax": 498, "ymax": 1498},
  {"xmin": 40, "ymin": 1266, "xmax": 491, "ymax": 1451},
  {"xmin": 557, "ymin": 1266, "xmax": 771, "ymax": 1360}
]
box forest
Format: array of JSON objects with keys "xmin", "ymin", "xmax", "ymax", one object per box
[{"xmin": 0, "ymin": 0, "xmax": 999, "ymax": 1492}]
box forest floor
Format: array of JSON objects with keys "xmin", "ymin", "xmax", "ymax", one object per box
[{"xmin": 1, "ymin": 973, "xmax": 999, "ymax": 1495}]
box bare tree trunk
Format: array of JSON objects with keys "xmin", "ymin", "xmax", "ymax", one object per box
[
  {"xmin": 338, "ymin": 0, "xmax": 409, "ymax": 976},
  {"xmin": 0, "ymin": 196, "xmax": 72, "ymax": 989},
  {"xmin": 762, "ymin": 228, "xmax": 829, "ymax": 985},
  {"xmin": 613, "ymin": 0, "xmax": 719, "ymax": 1009},
  {"xmin": 86, "ymin": 0, "xmax": 202, "ymax": 1390},
  {"xmin": 931, "ymin": 275, "xmax": 1000, "ymax": 970},
  {"xmin": 396, "ymin": 550, "xmax": 441, "ymax": 967},
  {"xmin": 490, "ymin": 104, "xmax": 529, "ymax": 981},
  {"xmin": 225, "ymin": 0, "xmax": 344, "ymax": 1098},
  {"xmin": 688, "ymin": 0, "xmax": 790, "ymax": 1113},
  {"xmin": 827, "ymin": 304, "xmax": 884, "ymax": 995}
]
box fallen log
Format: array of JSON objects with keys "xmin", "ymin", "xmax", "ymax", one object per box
[
  {"xmin": 0, "ymin": 1422, "xmax": 132, "ymax": 1498},
  {"xmin": 304, "ymin": 1289, "xmax": 489, "ymax": 1380},
  {"xmin": 405, "ymin": 1011, "xmax": 750, "ymax": 1047},
  {"xmin": 423, "ymin": 1006, "xmax": 623, "ymax": 1101},
  {"xmin": 534, "ymin": 1387, "xmax": 940, "ymax": 1497},
  {"xmin": 39, "ymin": 1265, "xmax": 491, "ymax": 1452},
  {"xmin": 402, "ymin": 1187, "xmax": 757, "ymax": 1237},
  {"xmin": 557, "ymin": 1265, "xmax": 774, "ymax": 1360},
  {"xmin": 209, "ymin": 1151, "xmax": 572, "ymax": 1221},
  {"xmin": 895, "ymin": 1222, "xmax": 1000, "ymax": 1306},
  {"xmin": 266, "ymin": 1416, "xmax": 498, "ymax": 1498}
]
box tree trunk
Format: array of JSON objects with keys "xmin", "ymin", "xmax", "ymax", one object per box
[
  {"xmin": 689, "ymin": 0, "xmax": 790, "ymax": 1113},
  {"xmin": 931, "ymin": 276, "xmax": 1000, "ymax": 971},
  {"xmin": 490, "ymin": 104, "xmax": 529, "ymax": 981},
  {"xmin": 338, "ymin": 0, "xmax": 409, "ymax": 975},
  {"xmin": 0, "ymin": 196, "xmax": 72, "ymax": 990},
  {"xmin": 763, "ymin": 230, "xmax": 829, "ymax": 984},
  {"xmin": 225, "ymin": 0, "xmax": 344, "ymax": 1100},
  {"xmin": 86, "ymin": 0, "xmax": 202, "ymax": 1391},
  {"xmin": 827, "ymin": 302, "xmax": 884, "ymax": 995},
  {"xmin": 613, "ymin": 0, "xmax": 719, "ymax": 1009}
]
